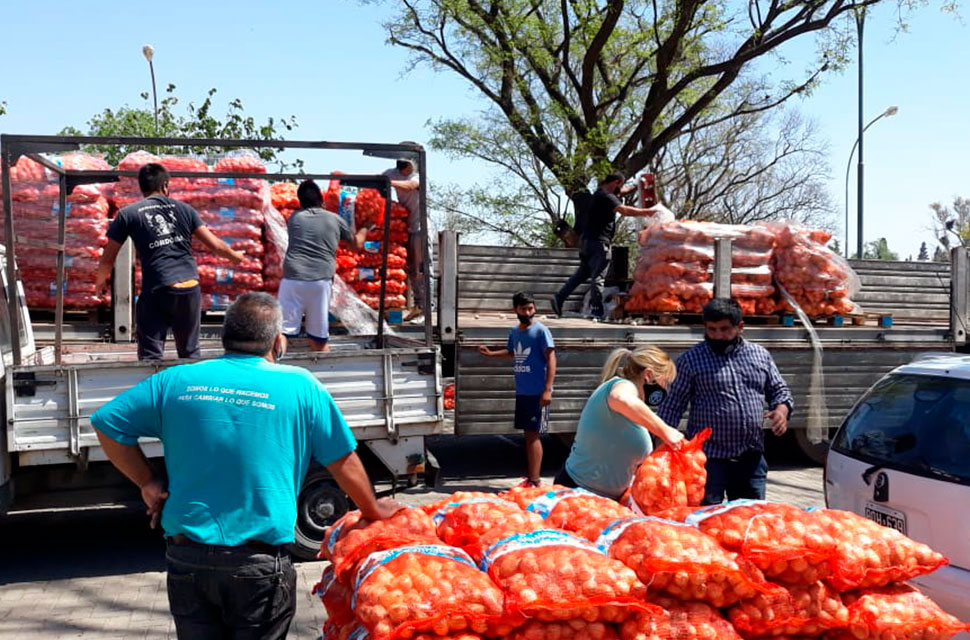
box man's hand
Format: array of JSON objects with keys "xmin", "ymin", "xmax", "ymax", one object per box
[
  {"xmin": 540, "ymin": 388, "xmax": 552, "ymax": 407},
  {"xmin": 478, "ymin": 345, "xmax": 492, "ymax": 356},
  {"xmin": 765, "ymin": 405, "xmax": 790, "ymax": 436},
  {"xmin": 227, "ymin": 249, "xmax": 245, "ymax": 265},
  {"xmin": 361, "ymin": 497, "xmax": 407, "ymax": 522},
  {"xmin": 619, "ymin": 183, "xmax": 637, "ymax": 197},
  {"xmin": 140, "ymin": 478, "xmax": 169, "ymax": 529},
  {"xmin": 95, "ymin": 271, "xmax": 110, "ymax": 295}
]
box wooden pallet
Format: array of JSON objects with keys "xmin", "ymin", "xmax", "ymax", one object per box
[{"xmin": 615, "ymin": 310, "xmax": 893, "ymax": 328}]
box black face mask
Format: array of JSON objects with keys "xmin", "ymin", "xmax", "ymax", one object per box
[
  {"xmin": 706, "ymin": 335, "xmax": 741, "ymax": 356},
  {"xmin": 517, "ymin": 313, "xmax": 535, "ymax": 326},
  {"xmin": 643, "ymin": 383, "xmax": 667, "ymax": 408}
]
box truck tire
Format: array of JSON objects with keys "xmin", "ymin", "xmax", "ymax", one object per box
[
  {"xmin": 793, "ymin": 428, "xmax": 834, "ymax": 466},
  {"xmin": 293, "ymin": 472, "xmax": 351, "ymax": 561}
]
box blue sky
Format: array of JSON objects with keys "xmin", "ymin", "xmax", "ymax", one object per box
[{"xmin": 0, "ymin": 1, "xmax": 965, "ymax": 258}]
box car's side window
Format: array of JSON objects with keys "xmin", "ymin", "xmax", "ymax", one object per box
[{"xmin": 834, "ymin": 374, "xmax": 970, "ymax": 484}]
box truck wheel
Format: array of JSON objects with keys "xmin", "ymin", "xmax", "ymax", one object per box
[
  {"xmin": 793, "ymin": 428, "xmax": 834, "ymax": 466},
  {"xmin": 293, "ymin": 472, "xmax": 350, "ymax": 561}
]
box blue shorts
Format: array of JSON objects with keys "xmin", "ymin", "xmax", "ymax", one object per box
[{"xmin": 514, "ymin": 395, "xmax": 549, "ymax": 433}]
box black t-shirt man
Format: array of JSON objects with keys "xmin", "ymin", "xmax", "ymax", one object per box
[
  {"xmin": 96, "ymin": 163, "xmax": 244, "ymax": 360},
  {"xmin": 582, "ymin": 188, "xmax": 624, "ymax": 248},
  {"xmin": 553, "ymin": 172, "xmax": 664, "ymax": 318},
  {"xmin": 107, "ymin": 195, "xmax": 204, "ymax": 293}
]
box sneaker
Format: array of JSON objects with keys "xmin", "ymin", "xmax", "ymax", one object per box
[
  {"xmin": 515, "ymin": 478, "xmax": 542, "ymax": 489},
  {"xmin": 550, "ymin": 297, "xmax": 563, "ymax": 318}
]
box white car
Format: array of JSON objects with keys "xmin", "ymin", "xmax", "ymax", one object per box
[{"xmin": 825, "ymin": 354, "xmax": 970, "ymax": 625}]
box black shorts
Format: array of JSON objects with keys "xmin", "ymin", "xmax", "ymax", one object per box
[{"xmin": 514, "ymin": 395, "xmax": 549, "ymax": 433}]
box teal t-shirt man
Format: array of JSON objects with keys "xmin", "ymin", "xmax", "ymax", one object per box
[{"xmin": 91, "ymin": 354, "xmax": 356, "ymax": 546}]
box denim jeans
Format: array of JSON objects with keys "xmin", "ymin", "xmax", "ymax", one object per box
[
  {"xmin": 165, "ymin": 542, "xmax": 296, "ymax": 640},
  {"xmin": 555, "ymin": 241, "xmax": 611, "ymax": 316},
  {"xmin": 701, "ymin": 449, "xmax": 768, "ymax": 505}
]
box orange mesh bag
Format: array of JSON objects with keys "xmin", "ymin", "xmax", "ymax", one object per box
[
  {"xmin": 352, "ymin": 544, "xmax": 513, "ymax": 640},
  {"xmin": 829, "ymin": 584, "xmax": 970, "ymax": 640},
  {"xmin": 480, "ymin": 529, "xmax": 655, "ymax": 624},
  {"xmin": 313, "ymin": 565, "xmax": 354, "ymax": 627},
  {"xmin": 322, "ymin": 507, "xmax": 439, "ymax": 577},
  {"xmin": 619, "ymin": 597, "xmax": 742, "ymax": 640},
  {"xmin": 630, "ymin": 429, "xmax": 711, "ymax": 515},
  {"xmin": 326, "ymin": 624, "xmax": 484, "ymax": 640},
  {"xmin": 497, "ymin": 485, "xmax": 568, "ymax": 510},
  {"xmin": 421, "ymin": 491, "xmax": 509, "ymax": 515},
  {"xmin": 433, "ymin": 498, "xmax": 545, "ymax": 561},
  {"xmin": 809, "ymin": 509, "xmax": 947, "ymax": 591},
  {"xmin": 684, "ymin": 501, "xmax": 838, "ymax": 585},
  {"xmin": 504, "ymin": 620, "xmax": 619, "ymax": 640},
  {"xmin": 727, "ymin": 580, "xmax": 848, "ymax": 637},
  {"xmin": 596, "ymin": 517, "xmax": 773, "ymax": 608},
  {"xmin": 523, "ymin": 488, "xmax": 634, "ymax": 540}
]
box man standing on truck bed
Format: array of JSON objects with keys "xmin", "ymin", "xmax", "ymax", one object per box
[
  {"xmin": 551, "ymin": 172, "xmax": 664, "ymax": 319},
  {"xmin": 95, "ymin": 162, "xmax": 245, "ymax": 361},
  {"xmin": 656, "ymin": 298, "xmax": 793, "ymax": 504},
  {"xmin": 383, "ymin": 152, "xmax": 431, "ymax": 322},
  {"xmin": 91, "ymin": 292, "xmax": 402, "ymax": 640},
  {"xmin": 280, "ymin": 179, "xmax": 368, "ymax": 352}
]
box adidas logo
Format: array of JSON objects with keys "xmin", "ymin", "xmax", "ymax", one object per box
[{"xmin": 513, "ymin": 341, "xmax": 532, "ymax": 374}]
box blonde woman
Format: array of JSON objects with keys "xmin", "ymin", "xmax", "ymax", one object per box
[{"xmin": 554, "ymin": 346, "xmax": 685, "ymax": 499}]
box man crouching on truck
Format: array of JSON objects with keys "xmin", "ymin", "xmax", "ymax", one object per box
[
  {"xmin": 91, "ymin": 293, "xmax": 403, "ymax": 640},
  {"xmin": 95, "ymin": 162, "xmax": 245, "ymax": 361}
]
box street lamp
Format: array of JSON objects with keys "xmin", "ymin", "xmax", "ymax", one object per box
[
  {"xmin": 844, "ymin": 104, "xmax": 898, "ymax": 258},
  {"xmin": 142, "ymin": 44, "xmax": 158, "ymax": 134}
]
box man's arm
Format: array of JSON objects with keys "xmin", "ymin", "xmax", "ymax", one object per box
[
  {"xmin": 326, "ymin": 451, "xmax": 402, "ymax": 521},
  {"xmin": 764, "ymin": 356, "xmax": 794, "ymax": 436},
  {"xmin": 541, "ymin": 348, "xmax": 556, "ymax": 407},
  {"xmin": 95, "ymin": 239, "xmax": 124, "ymax": 293},
  {"xmin": 193, "ymin": 226, "xmax": 245, "ymax": 264},
  {"xmin": 615, "ymin": 204, "xmax": 663, "ymax": 218},
  {"xmin": 95, "ymin": 430, "xmax": 168, "ymax": 528},
  {"xmin": 655, "ymin": 357, "xmax": 693, "ymax": 428},
  {"xmin": 478, "ymin": 346, "xmax": 513, "ymax": 358},
  {"xmin": 389, "ymin": 178, "xmax": 419, "ymax": 191}
]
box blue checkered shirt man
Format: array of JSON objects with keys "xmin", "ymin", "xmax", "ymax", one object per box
[{"xmin": 656, "ymin": 338, "xmax": 793, "ymax": 459}]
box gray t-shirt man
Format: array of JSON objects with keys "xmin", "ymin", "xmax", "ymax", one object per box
[
  {"xmin": 283, "ymin": 208, "xmax": 353, "ymax": 281},
  {"xmin": 382, "ymin": 167, "xmax": 421, "ymax": 233}
]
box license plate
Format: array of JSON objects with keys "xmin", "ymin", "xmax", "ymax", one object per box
[{"xmin": 865, "ymin": 502, "xmax": 907, "ymax": 535}]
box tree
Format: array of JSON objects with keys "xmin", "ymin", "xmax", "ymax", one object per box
[
  {"xmin": 59, "ymin": 85, "xmax": 301, "ymax": 169},
  {"xmin": 0, "ymin": 101, "xmax": 6, "ymax": 117},
  {"xmin": 376, "ymin": 0, "xmax": 923, "ymax": 209},
  {"xmin": 430, "ymin": 101, "xmax": 835, "ymax": 246},
  {"xmin": 928, "ymin": 196, "xmax": 970, "ymax": 252},
  {"xmin": 934, "ymin": 245, "xmax": 949, "ymax": 262},
  {"xmin": 862, "ymin": 237, "xmax": 898, "ymax": 260},
  {"xmin": 917, "ymin": 241, "xmax": 929, "ymax": 261},
  {"xmin": 830, "ymin": 238, "xmax": 842, "ymax": 255}
]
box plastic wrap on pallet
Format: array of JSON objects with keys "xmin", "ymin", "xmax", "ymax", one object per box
[
  {"xmin": 767, "ymin": 223, "xmax": 861, "ymax": 317},
  {"xmin": 0, "ymin": 153, "xmax": 113, "ymax": 309}
]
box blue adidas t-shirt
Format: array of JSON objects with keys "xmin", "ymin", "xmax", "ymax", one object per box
[
  {"xmin": 91, "ymin": 354, "xmax": 356, "ymax": 546},
  {"xmin": 506, "ymin": 321, "xmax": 555, "ymax": 397}
]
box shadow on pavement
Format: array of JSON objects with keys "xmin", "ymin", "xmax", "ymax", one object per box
[{"xmin": 0, "ymin": 508, "xmax": 165, "ymax": 584}]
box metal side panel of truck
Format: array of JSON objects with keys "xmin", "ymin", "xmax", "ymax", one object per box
[
  {"xmin": 5, "ymin": 346, "xmax": 442, "ymax": 467},
  {"xmin": 444, "ymin": 241, "xmax": 965, "ymax": 463}
]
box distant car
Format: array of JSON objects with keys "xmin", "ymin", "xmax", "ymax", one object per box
[{"xmin": 825, "ymin": 354, "xmax": 970, "ymax": 624}]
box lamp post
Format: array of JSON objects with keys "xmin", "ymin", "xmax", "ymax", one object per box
[
  {"xmin": 142, "ymin": 45, "xmax": 158, "ymax": 134},
  {"xmin": 844, "ymin": 104, "xmax": 898, "ymax": 258}
]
